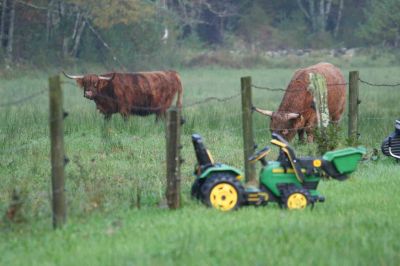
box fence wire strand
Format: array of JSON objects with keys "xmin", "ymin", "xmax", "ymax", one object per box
[
  {"xmin": 183, "ymin": 93, "xmax": 241, "ymax": 109},
  {"xmin": 251, "ymin": 82, "xmax": 348, "ymax": 93},
  {"xmin": 1, "ymin": 74, "xmax": 400, "ymax": 158},
  {"xmin": 2, "ymin": 73, "xmax": 400, "ymax": 219},
  {"xmin": 359, "ymin": 78, "xmax": 400, "ymax": 87},
  {"xmin": 0, "ymin": 89, "xmax": 47, "ymax": 108}
]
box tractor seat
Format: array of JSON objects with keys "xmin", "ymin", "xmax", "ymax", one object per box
[
  {"xmin": 271, "ymin": 133, "xmax": 305, "ymax": 182},
  {"xmin": 271, "ymin": 133, "xmax": 298, "ymax": 162},
  {"xmin": 192, "ymin": 134, "xmax": 215, "ymax": 173}
]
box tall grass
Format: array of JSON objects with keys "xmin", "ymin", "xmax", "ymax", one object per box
[{"xmin": 0, "ymin": 66, "xmax": 399, "ymax": 265}]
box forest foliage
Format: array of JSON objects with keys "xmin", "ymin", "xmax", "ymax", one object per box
[{"xmin": 0, "ymin": 0, "xmax": 399, "ymax": 69}]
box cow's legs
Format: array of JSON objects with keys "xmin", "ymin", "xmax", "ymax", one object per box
[
  {"xmin": 102, "ymin": 116, "xmax": 112, "ymax": 139},
  {"xmin": 306, "ymin": 131, "xmax": 314, "ymax": 143},
  {"xmin": 119, "ymin": 108, "xmax": 130, "ymax": 121},
  {"xmin": 304, "ymin": 114, "xmax": 318, "ymax": 143},
  {"xmin": 305, "ymin": 124, "xmax": 314, "ymax": 143},
  {"xmin": 121, "ymin": 114, "xmax": 129, "ymax": 122},
  {"xmin": 298, "ymin": 129, "xmax": 305, "ymax": 143},
  {"xmin": 155, "ymin": 112, "xmax": 166, "ymax": 122}
]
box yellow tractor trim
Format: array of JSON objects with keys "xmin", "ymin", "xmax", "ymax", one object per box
[
  {"xmin": 259, "ymin": 192, "xmax": 269, "ymax": 201},
  {"xmin": 270, "ymin": 139, "xmax": 287, "ymax": 148},
  {"xmin": 313, "ymin": 159, "xmax": 322, "ymax": 167},
  {"xmin": 272, "ymin": 168, "xmax": 307, "ymax": 174},
  {"xmin": 282, "ymin": 147, "xmax": 303, "ymax": 183},
  {"xmin": 206, "ymin": 149, "xmax": 215, "ymax": 164},
  {"xmin": 248, "ymin": 149, "xmax": 271, "ymax": 163}
]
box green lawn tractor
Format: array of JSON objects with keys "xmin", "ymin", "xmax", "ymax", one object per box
[{"xmin": 191, "ymin": 133, "xmax": 366, "ymax": 211}]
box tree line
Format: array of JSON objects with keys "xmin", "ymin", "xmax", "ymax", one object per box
[{"xmin": 0, "ymin": 0, "xmax": 399, "ymax": 69}]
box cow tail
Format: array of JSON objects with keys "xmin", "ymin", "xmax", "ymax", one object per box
[{"xmin": 175, "ymin": 75, "xmax": 183, "ymax": 109}]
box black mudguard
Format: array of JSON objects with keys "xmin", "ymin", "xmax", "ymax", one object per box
[{"xmin": 381, "ymin": 131, "xmax": 400, "ymax": 158}]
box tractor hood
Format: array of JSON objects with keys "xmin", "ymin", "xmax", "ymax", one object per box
[{"xmin": 199, "ymin": 163, "xmax": 244, "ymax": 181}]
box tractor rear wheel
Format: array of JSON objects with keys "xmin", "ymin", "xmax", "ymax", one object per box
[
  {"xmin": 191, "ymin": 178, "xmax": 203, "ymax": 200},
  {"xmin": 200, "ymin": 173, "xmax": 244, "ymax": 211},
  {"xmin": 281, "ymin": 186, "xmax": 311, "ymax": 210}
]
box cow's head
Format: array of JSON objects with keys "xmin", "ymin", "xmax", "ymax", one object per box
[
  {"xmin": 254, "ymin": 107, "xmax": 304, "ymax": 141},
  {"xmin": 62, "ymin": 72, "xmax": 115, "ymax": 100}
]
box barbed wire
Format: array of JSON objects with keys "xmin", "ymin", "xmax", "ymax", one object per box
[
  {"xmin": 251, "ymin": 84, "xmax": 286, "ymax": 92},
  {"xmin": 252, "ymin": 77, "xmax": 400, "ymax": 92},
  {"xmin": 0, "ymin": 75, "xmax": 398, "ymax": 131},
  {"xmin": 61, "ymin": 80, "xmax": 242, "ymax": 111},
  {"xmin": 0, "ymin": 88, "xmax": 395, "ymax": 121},
  {"xmin": 62, "ymin": 80, "xmax": 79, "ymax": 86},
  {"xmin": 183, "ymin": 93, "xmax": 241, "ymax": 109},
  {"xmin": 0, "ymin": 89, "xmax": 47, "ymax": 108},
  {"xmin": 0, "ymin": 116, "xmax": 392, "ymax": 158},
  {"xmin": 251, "ymin": 82, "xmax": 348, "ymax": 93},
  {"xmin": 358, "ymin": 78, "xmax": 400, "ymax": 87},
  {"xmin": 358, "ymin": 116, "xmax": 397, "ymax": 121}
]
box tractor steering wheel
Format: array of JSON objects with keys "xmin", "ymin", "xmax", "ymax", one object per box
[{"xmin": 248, "ymin": 146, "xmax": 271, "ymax": 163}]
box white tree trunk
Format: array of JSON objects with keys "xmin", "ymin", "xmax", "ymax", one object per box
[
  {"xmin": 334, "ymin": 0, "xmax": 344, "ymax": 37},
  {"xmin": 159, "ymin": 0, "xmax": 168, "ymax": 43},
  {"xmin": 298, "ymin": 0, "xmax": 334, "ymax": 33},
  {"xmin": 71, "ymin": 17, "xmax": 86, "ymax": 57},
  {"xmin": 71, "ymin": 11, "xmax": 81, "ymax": 41}
]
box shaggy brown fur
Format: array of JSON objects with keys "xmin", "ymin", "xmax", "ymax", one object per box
[
  {"xmin": 70, "ymin": 71, "xmax": 183, "ymax": 120},
  {"xmin": 257, "ymin": 62, "xmax": 346, "ymax": 142}
]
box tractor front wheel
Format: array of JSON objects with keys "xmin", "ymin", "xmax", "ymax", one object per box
[
  {"xmin": 201, "ymin": 173, "xmax": 244, "ymax": 211},
  {"xmin": 281, "ymin": 186, "xmax": 311, "ymax": 210}
]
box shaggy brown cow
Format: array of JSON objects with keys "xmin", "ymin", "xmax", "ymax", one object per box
[
  {"xmin": 254, "ymin": 62, "xmax": 346, "ymax": 142},
  {"xmin": 63, "ymin": 71, "xmax": 183, "ymax": 120}
]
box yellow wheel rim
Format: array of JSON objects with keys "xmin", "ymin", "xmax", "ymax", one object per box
[
  {"xmin": 287, "ymin": 193, "xmax": 308, "ymax": 209},
  {"xmin": 209, "ymin": 183, "xmax": 238, "ymax": 211}
]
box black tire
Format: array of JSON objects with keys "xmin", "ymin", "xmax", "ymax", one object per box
[
  {"xmin": 200, "ymin": 172, "xmax": 245, "ymax": 211},
  {"xmin": 280, "ymin": 186, "xmax": 311, "ymax": 210}
]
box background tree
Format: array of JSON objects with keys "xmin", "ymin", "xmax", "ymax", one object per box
[
  {"xmin": 358, "ymin": 0, "xmax": 400, "ymax": 48},
  {"xmin": 0, "ymin": 0, "xmax": 397, "ymax": 69},
  {"xmin": 0, "ymin": 0, "xmax": 16, "ymax": 64},
  {"xmin": 296, "ymin": 0, "xmax": 345, "ymax": 42}
]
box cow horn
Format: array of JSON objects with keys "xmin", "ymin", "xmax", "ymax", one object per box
[
  {"xmin": 62, "ymin": 71, "xmax": 84, "ymax": 79},
  {"xmin": 98, "ymin": 73, "xmax": 115, "ymax": 81},
  {"xmin": 254, "ymin": 107, "xmax": 273, "ymax": 117},
  {"xmin": 286, "ymin": 112, "xmax": 300, "ymax": 119}
]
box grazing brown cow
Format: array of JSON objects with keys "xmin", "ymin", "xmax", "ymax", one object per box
[
  {"xmin": 254, "ymin": 62, "xmax": 346, "ymax": 142},
  {"xmin": 63, "ymin": 71, "xmax": 183, "ymax": 120}
]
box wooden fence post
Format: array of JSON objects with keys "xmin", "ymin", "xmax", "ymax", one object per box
[
  {"xmin": 241, "ymin": 76, "xmax": 256, "ymax": 182},
  {"xmin": 49, "ymin": 75, "xmax": 66, "ymax": 229},
  {"xmin": 165, "ymin": 107, "xmax": 181, "ymax": 209},
  {"xmin": 348, "ymin": 71, "xmax": 360, "ymax": 145}
]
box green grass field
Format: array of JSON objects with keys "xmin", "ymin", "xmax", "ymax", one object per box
[{"xmin": 1, "ymin": 66, "xmax": 400, "ymax": 265}]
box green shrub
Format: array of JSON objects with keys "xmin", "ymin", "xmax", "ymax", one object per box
[{"xmin": 314, "ymin": 124, "xmax": 341, "ymax": 155}]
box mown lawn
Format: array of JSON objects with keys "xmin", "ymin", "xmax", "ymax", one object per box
[{"xmin": 0, "ymin": 66, "xmax": 399, "ymax": 265}]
